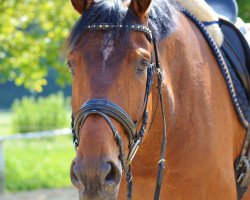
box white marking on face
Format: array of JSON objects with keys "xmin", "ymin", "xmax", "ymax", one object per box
[{"xmin": 101, "ymin": 33, "xmax": 114, "ymax": 70}]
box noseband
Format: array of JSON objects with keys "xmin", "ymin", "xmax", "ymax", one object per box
[{"xmin": 71, "ymin": 23, "xmax": 167, "ymax": 200}]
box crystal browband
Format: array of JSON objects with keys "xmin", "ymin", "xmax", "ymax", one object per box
[{"xmin": 85, "ymin": 23, "xmax": 153, "ymax": 40}]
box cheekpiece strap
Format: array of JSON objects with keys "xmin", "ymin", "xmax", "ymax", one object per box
[{"xmin": 85, "ymin": 23, "xmax": 153, "ymax": 41}]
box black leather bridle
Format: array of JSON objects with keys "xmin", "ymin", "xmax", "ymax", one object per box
[{"xmin": 71, "ymin": 23, "xmax": 167, "ymax": 200}]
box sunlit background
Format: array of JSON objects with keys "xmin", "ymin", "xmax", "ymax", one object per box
[
  {"xmin": 0, "ymin": 0, "xmax": 78, "ymax": 199},
  {"xmin": 0, "ymin": 0, "xmax": 250, "ymax": 199}
]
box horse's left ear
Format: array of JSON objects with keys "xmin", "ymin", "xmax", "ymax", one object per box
[
  {"xmin": 71, "ymin": 0, "xmax": 93, "ymax": 14},
  {"xmin": 130, "ymin": 0, "xmax": 152, "ymax": 20}
]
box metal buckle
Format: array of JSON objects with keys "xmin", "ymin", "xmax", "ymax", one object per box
[
  {"xmin": 156, "ymin": 68, "xmax": 163, "ymax": 89},
  {"xmin": 127, "ymin": 140, "xmax": 141, "ymax": 165},
  {"xmin": 237, "ymin": 157, "xmax": 250, "ymax": 187}
]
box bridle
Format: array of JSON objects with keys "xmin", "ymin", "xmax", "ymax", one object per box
[{"xmin": 71, "ymin": 23, "xmax": 167, "ymax": 200}]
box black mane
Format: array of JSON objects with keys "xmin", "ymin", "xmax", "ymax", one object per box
[
  {"xmin": 149, "ymin": 0, "xmax": 178, "ymax": 40},
  {"xmin": 64, "ymin": 0, "xmax": 178, "ymax": 56}
]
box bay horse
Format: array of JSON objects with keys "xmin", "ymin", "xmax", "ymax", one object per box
[{"xmin": 64, "ymin": 0, "xmax": 250, "ymax": 199}]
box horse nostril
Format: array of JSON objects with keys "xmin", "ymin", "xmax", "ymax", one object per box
[
  {"xmin": 70, "ymin": 161, "xmax": 85, "ymax": 191},
  {"xmin": 70, "ymin": 161, "xmax": 80, "ymax": 188},
  {"xmin": 105, "ymin": 162, "xmax": 115, "ymax": 182},
  {"xmin": 104, "ymin": 162, "xmax": 120, "ymax": 186}
]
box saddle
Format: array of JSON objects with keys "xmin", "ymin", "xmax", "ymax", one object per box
[
  {"xmin": 203, "ymin": 1, "xmax": 250, "ymax": 199},
  {"xmin": 205, "ymin": 0, "xmax": 238, "ymax": 23},
  {"xmin": 179, "ymin": 1, "xmax": 250, "ymax": 198},
  {"xmin": 206, "ymin": 0, "xmax": 250, "ymax": 103}
]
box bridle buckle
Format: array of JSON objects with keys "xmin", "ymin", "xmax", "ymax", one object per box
[{"xmin": 127, "ymin": 140, "xmax": 141, "ymax": 165}]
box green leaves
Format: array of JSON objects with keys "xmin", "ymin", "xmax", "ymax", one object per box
[
  {"xmin": 0, "ymin": 0, "xmax": 78, "ymax": 92},
  {"xmin": 1, "ymin": 1, "xmax": 248, "ymax": 92},
  {"xmin": 239, "ymin": 0, "xmax": 250, "ymax": 22}
]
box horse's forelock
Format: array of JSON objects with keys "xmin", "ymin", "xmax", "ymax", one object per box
[
  {"xmin": 63, "ymin": 0, "xmax": 178, "ymax": 58},
  {"xmin": 63, "ymin": 0, "xmax": 128, "ymax": 57}
]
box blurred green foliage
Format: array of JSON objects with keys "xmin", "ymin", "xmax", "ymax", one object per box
[
  {"xmin": 0, "ymin": 0, "xmax": 78, "ymax": 92},
  {"xmin": 0, "ymin": 111, "xmax": 12, "ymax": 135},
  {"xmin": 5, "ymin": 136, "xmax": 74, "ymax": 191},
  {"xmin": 239, "ymin": 0, "xmax": 250, "ymax": 21},
  {"xmin": 0, "ymin": 0, "xmax": 249, "ymax": 93},
  {"xmin": 12, "ymin": 93, "xmax": 70, "ymax": 133}
]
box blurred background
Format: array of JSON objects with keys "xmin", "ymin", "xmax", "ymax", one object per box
[
  {"xmin": 0, "ymin": 0, "xmax": 249, "ymax": 199},
  {"xmin": 0, "ymin": 0, "xmax": 78, "ymax": 199}
]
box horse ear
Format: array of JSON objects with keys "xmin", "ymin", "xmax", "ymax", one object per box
[
  {"xmin": 71, "ymin": 0, "xmax": 93, "ymax": 14},
  {"xmin": 130, "ymin": 0, "xmax": 152, "ymax": 19}
]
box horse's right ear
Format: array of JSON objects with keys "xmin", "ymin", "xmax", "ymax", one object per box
[
  {"xmin": 130, "ymin": 0, "xmax": 152, "ymax": 20},
  {"xmin": 71, "ymin": 0, "xmax": 93, "ymax": 14}
]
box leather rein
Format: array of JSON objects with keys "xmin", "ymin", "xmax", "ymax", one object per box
[{"xmin": 71, "ymin": 23, "xmax": 167, "ymax": 200}]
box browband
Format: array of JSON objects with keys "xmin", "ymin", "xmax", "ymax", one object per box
[{"xmin": 84, "ymin": 23, "xmax": 153, "ymax": 41}]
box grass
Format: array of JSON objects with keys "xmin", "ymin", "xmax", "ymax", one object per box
[
  {"xmin": 0, "ymin": 110, "xmax": 75, "ymax": 192},
  {"xmin": 5, "ymin": 135, "xmax": 75, "ymax": 192},
  {"xmin": 0, "ymin": 111, "xmax": 12, "ymax": 135}
]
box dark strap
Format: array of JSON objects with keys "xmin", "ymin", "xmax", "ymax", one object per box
[
  {"xmin": 235, "ymin": 157, "xmax": 248, "ymax": 200},
  {"xmin": 74, "ymin": 99, "xmax": 136, "ymax": 148},
  {"xmin": 235, "ymin": 127, "xmax": 250, "ymax": 191},
  {"xmin": 237, "ymin": 185, "xmax": 248, "ymax": 200},
  {"xmin": 153, "ymin": 36, "xmax": 167, "ymax": 200}
]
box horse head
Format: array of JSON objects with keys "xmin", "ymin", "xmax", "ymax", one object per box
[
  {"xmin": 66, "ymin": 0, "xmax": 154, "ymax": 199},
  {"xmin": 63, "ymin": 0, "xmax": 250, "ymax": 199}
]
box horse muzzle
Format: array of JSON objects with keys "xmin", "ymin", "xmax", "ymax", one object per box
[{"xmin": 70, "ymin": 158, "xmax": 121, "ymax": 200}]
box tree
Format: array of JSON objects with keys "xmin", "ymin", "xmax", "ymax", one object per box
[
  {"xmin": 0, "ymin": 0, "xmax": 249, "ymax": 92},
  {"xmin": 0, "ymin": 0, "xmax": 78, "ymax": 92},
  {"xmin": 238, "ymin": 0, "xmax": 250, "ymax": 22}
]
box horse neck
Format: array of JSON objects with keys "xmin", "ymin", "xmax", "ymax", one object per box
[{"xmin": 134, "ymin": 12, "xmax": 246, "ymax": 176}]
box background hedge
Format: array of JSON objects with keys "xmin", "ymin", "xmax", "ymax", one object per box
[
  {"xmin": 11, "ymin": 93, "xmax": 70, "ymax": 133},
  {"xmin": 239, "ymin": 0, "xmax": 250, "ymax": 22}
]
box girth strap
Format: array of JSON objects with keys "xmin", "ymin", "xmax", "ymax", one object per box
[{"xmin": 235, "ymin": 126, "xmax": 250, "ymax": 199}]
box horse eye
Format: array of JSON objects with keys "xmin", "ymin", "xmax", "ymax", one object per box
[
  {"xmin": 137, "ymin": 59, "xmax": 150, "ymax": 75},
  {"xmin": 140, "ymin": 59, "xmax": 150, "ymax": 67}
]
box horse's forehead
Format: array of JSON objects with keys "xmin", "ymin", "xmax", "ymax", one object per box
[
  {"xmin": 72, "ymin": 31, "xmax": 149, "ymax": 68},
  {"xmin": 102, "ymin": 32, "xmax": 115, "ymax": 64}
]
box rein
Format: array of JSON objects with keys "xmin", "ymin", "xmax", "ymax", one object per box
[{"xmin": 71, "ymin": 23, "xmax": 167, "ymax": 200}]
